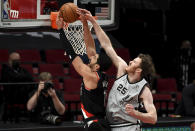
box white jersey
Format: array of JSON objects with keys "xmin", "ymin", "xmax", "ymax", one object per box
[{"xmin": 106, "ymin": 74, "xmax": 147, "ymax": 128}]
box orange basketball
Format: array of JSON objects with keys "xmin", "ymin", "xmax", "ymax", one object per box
[{"xmin": 59, "ymin": 2, "xmax": 79, "ymax": 23}]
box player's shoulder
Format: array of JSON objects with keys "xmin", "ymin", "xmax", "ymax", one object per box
[
  {"xmin": 84, "ymin": 71, "xmax": 99, "ymax": 82},
  {"xmin": 116, "ymin": 73, "xmax": 127, "ymax": 81},
  {"xmin": 140, "ymin": 85, "xmax": 153, "ymax": 98}
]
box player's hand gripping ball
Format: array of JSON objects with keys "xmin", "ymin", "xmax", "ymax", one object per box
[{"xmin": 59, "ymin": 2, "xmax": 79, "ymax": 23}]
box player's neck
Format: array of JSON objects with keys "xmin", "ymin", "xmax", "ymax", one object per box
[{"xmin": 127, "ymin": 73, "xmax": 141, "ymax": 83}]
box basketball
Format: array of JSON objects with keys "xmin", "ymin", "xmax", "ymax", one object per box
[{"xmin": 59, "ymin": 2, "xmax": 79, "ymax": 23}]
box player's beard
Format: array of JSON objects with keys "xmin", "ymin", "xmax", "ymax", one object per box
[{"xmin": 126, "ymin": 65, "xmax": 137, "ymax": 74}]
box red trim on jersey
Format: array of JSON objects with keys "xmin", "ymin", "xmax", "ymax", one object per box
[
  {"xmin": 95, "ymin": 72, "xmax": 100, "ymax": 80},
  {"xmin": 81, "ymin": 103, "xmax": 98, "ymax": 122},
  {"xmin": 84, "ymin": 72, "xmax": 100, "ymax": 91},
  {"xmin": 85, "ymin": 86, "xmax": 91, "ymax": 91}
]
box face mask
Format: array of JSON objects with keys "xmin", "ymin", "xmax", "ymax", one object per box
[{"xmin": 12, "ymin": 60, "xmax": 20, "ymax": 70}]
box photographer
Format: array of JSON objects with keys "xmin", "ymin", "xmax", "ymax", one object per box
[{"xmin": 27, "ymin": 72, "xmax": 65, "ymax": 124}]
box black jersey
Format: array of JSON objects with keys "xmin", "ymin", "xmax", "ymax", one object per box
[{"xmin": 80, "ymin": 71, "xmax": 108, "ymax": 120}]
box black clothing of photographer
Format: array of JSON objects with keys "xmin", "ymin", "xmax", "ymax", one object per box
[{"xmin": 27, "ymin": 72, "xmax": 65, "ymax": 124}]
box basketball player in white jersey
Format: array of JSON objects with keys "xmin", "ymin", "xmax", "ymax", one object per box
[{"xmin": 79, "ymin": 8, "xmax": 157, "ymax": 131}]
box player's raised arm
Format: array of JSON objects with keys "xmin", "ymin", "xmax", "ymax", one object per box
[
  {"xmin": 56, "ymin": 15, "xmax": 94, "ymax": 79},
  {"xmin": 79, "ymin": 9, "xmax": 127, "ymax": 77},
  {"xmin": 77, "ymin": 9, "xmax": 96, "ymax": 58}
]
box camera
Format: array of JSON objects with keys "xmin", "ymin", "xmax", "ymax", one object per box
[
  {"xmin": 40, "ymin": 110, "xmax": 62, "ymax": 125},
  {"xmin": 41, "ymin": 82, "xmax": 54, "ymax": 94}
]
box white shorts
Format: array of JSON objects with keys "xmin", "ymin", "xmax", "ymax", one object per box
[{"xmin": 111, "ymin": 124, "xmax": 141, "ymax": 131}]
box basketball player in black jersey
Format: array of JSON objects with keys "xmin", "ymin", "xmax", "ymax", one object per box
[{"xmin": 56, "ymin": 11, "xmax": 112, "ymax": 131}]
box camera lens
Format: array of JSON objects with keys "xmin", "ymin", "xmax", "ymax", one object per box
[
  {"xmin": 44, "ymin": 82, "xmax": 54, "ymax": 89},
  {"xmin": 46, "ymin": 114, "xmax": 61, "ymax": 125},
  {"xmin": 41, "ymin": 82, "xmax": 54, "ymax": 94}
]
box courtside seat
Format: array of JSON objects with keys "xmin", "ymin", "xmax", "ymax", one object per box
[
  {"xmin": 64, "ymin": 93, "xmax": 81, "ymax": 121},
  {"xmin": 64, "ymin": 94, "xmax": 80, "ymax": 111},
  {"xmin": 0, "ymin": 49, "xmax": 9, "ymax": 63},
  {"xmin": 63, "ymin": 78, "xmax": 82, "ymax": 120},
  {"xmin": 20, "ymin": 64, "xmax": 35, "ymax": 77},
  {"xmin": 63, "ymin": 78, "xmax": 82, "ymax": 94},
  {"xmin": 176, "ymin": 92, "xmax": 182, "ymax": 102},
  {"xmin": 38, "ymin": 63, "xmax": 66, "ymax": 78},
  {"xmin": 45, "ymin": 49, "xmax": 70, "ymax": 63},
  {"xmin": 16, "ymin": 49, "xmax": 42, "ymax": 63},
  {"xmin": 157, "ymin": 78, "xmax": 178, "ymax": 93},
  {"xmin": 63, "ymin": 78, "xmax": 81, "ymax": 108},
  {"xmin": 0, "ymin": 64, "xmax": 2, "ymax": 74},
  {"xmin": 69, "ymin": 64, "xmax": 81, "ymax": 78},
  {"xmin": 52, "ymin": 78, "xmax": 63, "ymax": 90},
  {"xmin": 153, "ymin": 93, "xmax": 176, "ymax": 117}
]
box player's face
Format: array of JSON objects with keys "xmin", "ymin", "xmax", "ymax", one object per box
[
  {"xmin": 126, "ymin": 57, "xmax": 142, "ymax": 73},
  {"xmin": 88, "ymin": 54, "xmax": 99, "ymax": 68},
  {"xmin": 88, "ymin": 54, "xmax": 99, "ymax": 65}
]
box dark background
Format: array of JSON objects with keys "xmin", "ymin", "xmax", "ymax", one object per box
[{"xmin": 109, "ymin": 0, "xmax": 195, "ymax": 78}]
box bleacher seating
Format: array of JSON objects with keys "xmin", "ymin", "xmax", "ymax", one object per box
[
  {"xmin": 15, "ymin": 49, "xmax": 41, "ymax": 63},
  {"xmin": 0, "ymin": 49, "xmax": 9, "ymax": 63},
  {"xmin": 154, "ymin": 78, "xmax": 179, "ymax": 116},
  {"xmin": 63, "ymin": 78, "xmax": 82, "ymax": 120},
  {"xmin": 20, "ymin": 64, "xmax": 35, "ymax": 77},
  {"xmin": 0, "ymin": 64, "xmax": 2, "ymax": 75},
  {"xmin": 69, "ymin": 64, "xmax": 81, "ymax": 78},
  {"xmin": 153, "ymin": 93, "xmax": 176, "ymax": 117},
  {"xmin": 157, "ymin": 78, "xmax": 178, "ymax": 93},
  {"xmin": 53, "ymin": 78, "xmax": 63, "ymax": 90},
  {"xmin": 38, "ymin": 63, "xmax": 66, "ymax": 78},
  {"xmin": 45, "ymin": 49, "xmax": 69, "ymax": 63},
  {"xmin": 63, "ymin": 78, "xmax": 81, "ymax": 94}
]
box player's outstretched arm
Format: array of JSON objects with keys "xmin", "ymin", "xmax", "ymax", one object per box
[
  {"xmin": 80, "ymin": 9, "xmax": 127, "ymax": 76},
  {"xmin": 56, "ymin": 15, "xmax": 96, "ymax": 80},
  {"xmin": 77, "ymin": 8, "xmax": 96, "ymax": 58}
]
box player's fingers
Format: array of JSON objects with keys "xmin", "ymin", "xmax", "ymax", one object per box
[
  {"xmin": 76, "ymin": 9, "xmax": 81, "ymax": 15},
  {"xmin": 58, "ymin": 11, "xmax": 63, "ymax": 18},
  {"xmin": 125, "ymin": 104, "xmax": 131, "ymax": 107},
  {"xmin": 80, "ymin": 8, "xmax": 90, "ymax": 14},
  {"xmin": 77, "ymin": 8, "xmax": 82, "ymax": 12},
  {"xmin": 126, "ymin": 104, "xmax": 134, "ymax": 109}
]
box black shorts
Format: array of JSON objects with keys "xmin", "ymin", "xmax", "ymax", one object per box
[{"xmin": 84, "ymin": 118, "xmax": 111, "ymax": 131}]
